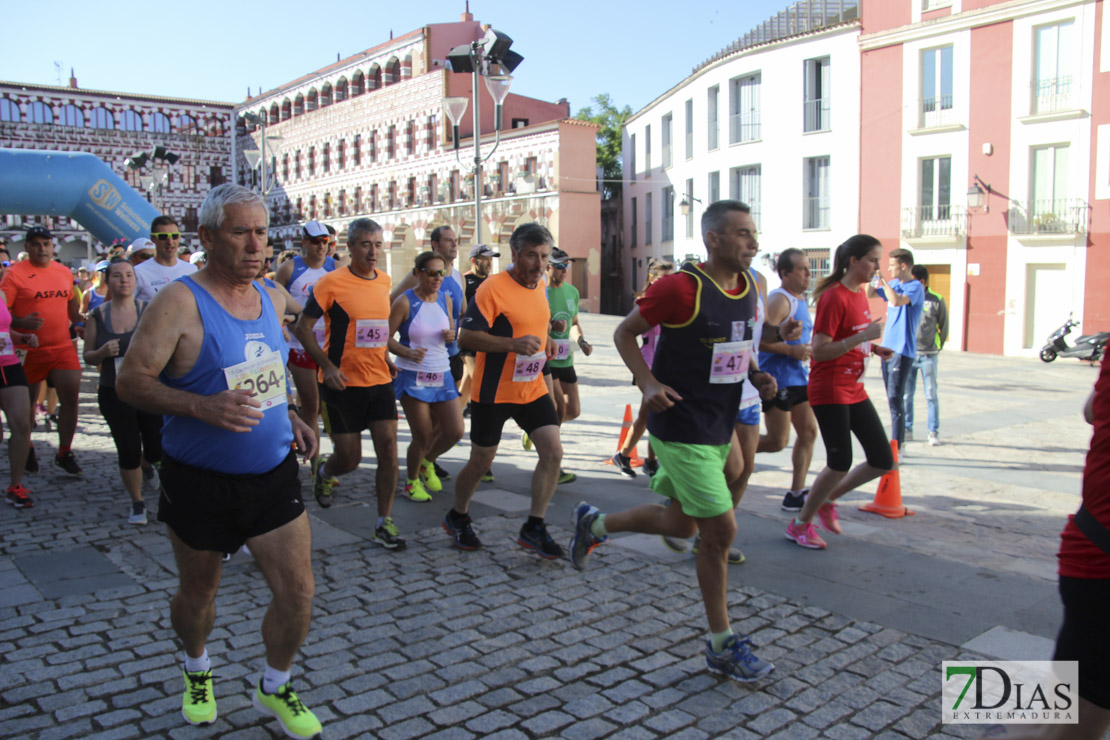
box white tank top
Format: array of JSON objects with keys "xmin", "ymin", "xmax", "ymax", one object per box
[{"xmin": 740, "ymin": 269, "xmax": 766, "ymax": 409}]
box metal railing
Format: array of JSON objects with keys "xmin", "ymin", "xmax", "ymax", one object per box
[
  {"xmin": 917, "ymin": 96, "xmax": 957, "ymax": 128},
  {"xmin": 1031, "ymin": 76, "xmax": 1075, "ymax": 115},
  {"xmin": 1007, "ymin": 198, "xmax": 1089, "ymax": 235},
  {"xmin": 804, "ymin": 97, "xmax": 830, "ymax": 132},
  {"xmin": 694, "ymin": 0, "xmax": 859, "ymax": 74},
  {"xmin": 901, "ymin": 205, "xmax": 966, "ymax": 238},
  {"xmin": 729, "ymin": 112, "xmax": 761, "ymax": 144}
]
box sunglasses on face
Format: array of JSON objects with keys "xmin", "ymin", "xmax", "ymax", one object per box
[
  {"xmin": 419, "ymin": 268, "xmax": 448, "ymax": 277},
  {"xmin": 152, "ymin": 232, "xmax": 180, "ymax": 240},
  {"xmin": 133, "ymin": 252, "xmax": 154, "ymax": 261},
  {"xmin": 309, "ymin": 236, "xmax": 329, "ymax": 245}
]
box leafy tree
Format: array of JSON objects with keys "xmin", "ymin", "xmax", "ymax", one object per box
[{"xmin": 576, "ymin": 94, "xmax": 632, "ymax": 201}]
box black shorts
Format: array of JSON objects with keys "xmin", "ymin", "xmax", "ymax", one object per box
[
  {"xmin": 1054, "ymin": 576, "xmax": 1110, "ymax": 709},
  {"xmin": 0, "ymin": 363, "xmax": 27, "ymax": 390},
  {"xmin": 320, "ymin": 382, "xmax": 397, "ymax": 435},
  {"xmin": 459, "ymin": 348, "xmax": 476, "ymax": 359},
  {"xmin": 470, "ymin": 395, "xmax": 559, "ymax": 448},
  {"xmin": 449, "ymin": 353, "xmax": 464, "ymax": 383},
  {"xmin": 762, "ymin": 384, "xmax": 809, "ymax": 413},
  {"xmin": 812, "ymin": 400, "xmax": 893, "ymax": 473},
  {"xmin": 549, "ymin": 364, "xmax": 577, "ymax": 384},
  {"xmin": 157, "ymin": 451, "xmax": 303, "ymax": 554}
]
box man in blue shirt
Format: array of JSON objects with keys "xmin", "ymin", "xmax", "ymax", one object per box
[{"xmin": 870, "ymin": 248, "xmax": 924, "ymax": 449}]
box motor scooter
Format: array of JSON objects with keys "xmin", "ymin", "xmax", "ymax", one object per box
[{"xmin": 1039, "ymin": 316, "xmax": 1110, "ymax": 363}]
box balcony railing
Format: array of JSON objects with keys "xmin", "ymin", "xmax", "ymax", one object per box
[
  {"xmin": 1007, "ymin": 198, "xmax": 1088, "ymax": 235},
  {"xmin": 1031, "ymin": 76, "xmax": 1075, "ymax": 115},
  {"xmin": 917, "ymin": 96, "xmax": 957, "ymax": 129},
  {"xmin": 901, "ymin": 204, "xmax": 966, "ymax": 238},
  {"xmin": 729, "ymin": 112, "xmax": 761, "ymax": 144},
  {"xmin": 804, "ymin": 97, "xmax": 830, "ymax": 132}
]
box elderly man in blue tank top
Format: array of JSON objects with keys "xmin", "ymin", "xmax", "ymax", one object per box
[{"xmin": 117, "ymin": 184, "xmax": 323, "ymax": 740}]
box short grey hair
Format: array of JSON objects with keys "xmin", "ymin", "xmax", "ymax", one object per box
[
  {"xmin": 347, "ymin": 218, "xmax": 382, "ymax": 245},
  {"xmin": 508, "ymin": 222, "xmax": 553, "ymax": 253},
  {"xmin": 199, "ymin": 184, "xmax": 268, "ymax": 231},
  {"xmin": 701, "ymin": 199, "xmax": 751, "ymax": 242}
]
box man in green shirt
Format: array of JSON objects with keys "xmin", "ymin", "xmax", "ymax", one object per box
[{"xmin": 542, "ymin": 247, "xmax": 591, "ymax": 483}]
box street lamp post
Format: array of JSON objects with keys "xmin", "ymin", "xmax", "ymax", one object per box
[
  {"xmin": 441, "ymin": 28, "xmax": 523, "ymax": 245},
  {"xmin": 126, "ymin": 146, "xmax": 179, "ymax": 213}
]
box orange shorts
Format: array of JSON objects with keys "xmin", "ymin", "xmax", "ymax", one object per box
[{"xmin": 22, "ymin": 344, "xmax": 81, "ymax": 385}]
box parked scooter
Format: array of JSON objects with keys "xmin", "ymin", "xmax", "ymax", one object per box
[{"xmin": 1040, "ymin": 316, "xmax": 1110, "ymax": 363}]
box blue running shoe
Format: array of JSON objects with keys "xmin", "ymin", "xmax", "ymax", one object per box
[{"xmin": 705, "ymin": 635, "xmax": 774, "ymax": 683}]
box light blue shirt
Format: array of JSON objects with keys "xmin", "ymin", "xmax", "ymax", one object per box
[{"xmin": 878, "ymin": 278, "xmax": 925, "ymax": 358}]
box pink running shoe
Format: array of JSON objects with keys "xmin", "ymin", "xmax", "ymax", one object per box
[
  {"xmin": 817, "ymin": 502, "xmax": 842, "ymax": 534},
  {"xmin": 785, "ymin": 521, "xmax": 827, "ymax": 549}
]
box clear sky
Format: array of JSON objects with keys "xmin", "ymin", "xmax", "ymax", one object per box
[{"xmin": 2, "ymin": 0, "xmax": 794, "ymax": 116}]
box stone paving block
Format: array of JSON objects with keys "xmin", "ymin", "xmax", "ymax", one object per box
[
  {"xmin": 822, "ymin": 723, "xmax": 875, "ymax": 739},
  {"xmin": 644, "ymin": 708, "xmax": 697, "ymax": 733},
  {"xmin": 39, "ymin": 720, "xmax": 93, "ymax": 740},
  {"xmin": 55, "ymin": 698, "xmax": 108, "ymax": 722},
  {"xmin": 465, "ymin": 709, "xmax": 518, "ymax": 734},
  {"xmin": 378, "ymin": 716, "xmax": 437, "ymax": 740},
  {"xmin": 428, "ymin": 699, "xmax": 486, "ymax": 726},
  {"xmin": 894, "ymin": 707, "xmax": 942, "ymax": 737},
  {"xmin": 850, "ymin": 700, "xmax": 906, "ymax": 732},
  {"xmin": 563, "ymin": 692, "xmax": 615, "ymax": 719},
  {"xmin": 799, "ymin": 699, "xmax": 854, "ymax": 729},
  {"xmin": 522, "ymin": 709, "xmax": 575, "ymax": 734},
  {"xmin": 559, "ymin": 716, "xmax": 618, "ymax": 739},
  {"xmin": 762, "ymin": 723, "xmax": 820, "ymax": 740},
  {"xmin": 332, "ymin": 687, "xmax": 394, "ymax": 715},
  {"xmin": 422, "ymin": 728, "xmax": 476, "ymax": 740},
  {"xmin": 609, "ymin": 728, "xmax": 661, "ymax": 740},
  {"xmin": 475, "ymin": 687, "xmax": 523, "ymax": 708}
]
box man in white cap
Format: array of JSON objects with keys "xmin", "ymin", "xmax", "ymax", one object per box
[
  {"xmin": 134, "ymin": 216, "xmax": 197, "ymax": 301},
  {"xmin": 126, "ymin": 238, "xmax": 156, "ymax": 267}
]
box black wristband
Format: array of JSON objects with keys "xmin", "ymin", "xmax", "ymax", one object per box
[{"xmin": 288, "ymin": 404, "xmax": 301, "ymax": 415}]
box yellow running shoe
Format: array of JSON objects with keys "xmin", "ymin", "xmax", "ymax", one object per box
[
  {"xmin": 181, "ymin": 669, "xmax": 216, "ymax": 726},
  {"xmin": 403, "ymin": 478, "xmax": 431, "ymax": 502},
  {"xmin": 420, "ymin": 459, "xmax": 442, "ymax": 492},
  {"xmin": 253, "ymin": 681, "xmax": 322, "ymax": 739},
  {"xmin": 521, "ymin": 431, "xmax": 533, "ymax": 451}
]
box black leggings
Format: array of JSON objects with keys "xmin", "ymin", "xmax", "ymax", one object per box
[
  {"xmin": 1055, "ymin": 576, "xmax": 1110, "ymax": 709},
  {"xmin": 98, "ymin": 386, "xmax": 163, "ymax": 470},
  {"xmin": 812, "ymin": 400, "xmax": 893, "ymax": 473}
]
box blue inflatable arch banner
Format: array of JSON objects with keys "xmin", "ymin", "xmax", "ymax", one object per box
[{"xmin": 0, "ymin": 148, "xmax": 161, "ymax": 246}]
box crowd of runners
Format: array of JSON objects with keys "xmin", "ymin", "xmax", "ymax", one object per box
[{"xmin": 2, "ymin": 187, "xmax": 1106, "ymax": 740}]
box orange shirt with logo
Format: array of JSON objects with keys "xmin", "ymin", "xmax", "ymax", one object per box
[
  {"xmin": 0, "ymin": 260, "xmax": 76, "ymax": 350},
  {"xmin": 306, "ymin": 267, "xmax": 393, "ymax": 387}
]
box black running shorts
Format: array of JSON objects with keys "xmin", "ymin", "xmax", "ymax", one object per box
[
  {"xmin": 762, "ymin": 384, "xmax": 809, "ymax": 413},
  {"xmin": 320, "ymin": 382, "xmax": 397, "ymax": 435},
  {"xmin": 157, "ymin": 450, "xmax": 303, "ymax": 553},
  {"xmin": 1054, "ymin": 576, "xmax": 1110, "ymax": 709},
  {"xmin": 470, "ymin": 395, "xmax": 559, "ymax": 448}
]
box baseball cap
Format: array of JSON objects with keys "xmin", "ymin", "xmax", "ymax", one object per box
[
  {"xmin": 126, "ymin": 238, "xmax": 156, "ymax": 256},
  {"xmin": 469, "ymin": 244, "xmax": 500, "ymax": 260},
  {"xmin": 25, "ymin": 226, "xmax": 52, "ymax": 241},
  {"xmin": 95, "ymin": 260, "xmax": 111, "ymax": 272},
  {"xmin": 189, "ymin": 251, "xmax": 207, "ymax": 265},
  {"xmin": 302, "ymin": 221, "xmax": 328, "ymax": 239},
  {"xmin": 550, "ymin": 247, "xmax": 574, "ymax": 266}
]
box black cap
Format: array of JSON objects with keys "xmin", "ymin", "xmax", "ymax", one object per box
[
  {"xmin": 25, "ymin": 226, "xmax": 52, "ymax": 241},
  {"xmin": 550, "ymin": 247, "xmax": 573, "ymax": 266}
]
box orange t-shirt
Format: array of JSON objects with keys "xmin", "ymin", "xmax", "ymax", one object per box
[
  {"xmin": 303, "ymin": 267, "xmax": 392, "ymax": 387},
  {"xmin": 0, "ymin": 260, "xmax": 76, "ymax": 350},
  {"xmin": 461, "ymin": 270, "xmax": 549, "ymax": 404}
]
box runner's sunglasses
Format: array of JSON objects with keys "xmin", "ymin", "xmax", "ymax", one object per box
[{"xmin": 152, "ymin": 232, "xmax": 181, "ymax": 240}]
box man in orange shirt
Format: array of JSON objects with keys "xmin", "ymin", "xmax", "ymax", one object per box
[
  {"xmin": 0, "ymin": 226, "xmax": 83, "ymax": 475},
  {"xmin": 444, "ymin": 223, "xmax": 563, "ymax": 558},
  {"xmin": 292, "ymin": 218, "xmax": 403, "ymax": 551}
]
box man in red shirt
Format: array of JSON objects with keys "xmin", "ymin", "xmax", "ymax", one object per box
[{"xmin": 0, "ymin": 226, "xmax": 83, "ymax": 475}]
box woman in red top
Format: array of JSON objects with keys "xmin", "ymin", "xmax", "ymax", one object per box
[{"xmin": 786, "ymin": 235, "xmax": 893, "ymax": 550}]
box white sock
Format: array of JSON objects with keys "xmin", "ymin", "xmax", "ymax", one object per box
[
  {"xmin": 183, "ymin": 649, "xmax": 210, "ymax": 673},
  {"xmin": 262, "ymin": 664, "xmax": 291, "ymax": 694}
]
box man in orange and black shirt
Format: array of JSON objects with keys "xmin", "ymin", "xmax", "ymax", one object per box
[
  {"xmin": 444, "ymin": 223, "xmax": 563, "ymax": 558},
  {"xmin": 292, "ymin": 218, "xmax": 403, "ymax": 551},
  {"xmin": 0, "ymin": 226, "xmax": 83, "ymax": 476}
]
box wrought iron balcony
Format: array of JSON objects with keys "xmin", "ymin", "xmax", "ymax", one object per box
[
  {"xmin": 901, "ymin": 205, "xmax": 966, "ymax": 239},
  {"xmin": 1007, "ymin": 198, "xmax": 1088, "ymax": 235},
  {"xmin": 1031, "ymin": 76, "xmax": 1075, "ymax": 115}
]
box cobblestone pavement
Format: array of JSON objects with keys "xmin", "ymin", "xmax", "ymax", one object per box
[{"xmin": 0, "ymin": 316, "xmax": 1098, "ymax": 739}]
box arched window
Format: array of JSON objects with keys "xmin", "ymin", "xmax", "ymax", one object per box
[
  {"xmin": 269, "ymin": 103, "xmax": 279, "ymax": 125},
  {"xmin": 402, "ymin": 53, "xmax": 413, "ymax": 80},
  {"xmin": 60, "ymin": 104, "xmax": 84, "ymax": 127},
  {"xmin": 293, "ymin": 94, "xmax": 304, "ymax": 116},
  {"xmin": 351, "ymin": 71, "xmax": 365, "ymax": 96},
  {"xmin": 28, "ymin": 101, "xmax": 53, "ymax": 124},
  {"xmin": 173, "ymin": 114, "xmax": 197, "ymax": 134},
  {"xmin": 119, "ymin": 109, "xmax": 143, "ymax": 131},
  {"xmin": 281, "ymin": 99, "xmax": 292, "ymax": 121},
  {"xmin": 369, "ymin": 64, "xmax": 382, "ymax": 91},
  {"xmin": 336, "ymin": 78, "xmax": 348, "ymax": 102},
  {"xmin": 149, "ymin": 112, "xmax": 171, "ymax": 133},
  {"xmin": 307, "ymin": 89, "xmax": 318, "ymax": 112},
  {"xmin": 385, "ymin": 58, "xmax": 400, "ymax": 85},
  {"xmin": 0, "ymin": 98, "xmax": 19, "ymax": 122},
  {"xmin": 207, "ymin": 117, "xmax": 225, "ymax": 136},
  {"xmin": 320, "ymin": 83, "xmax": 332, "ymax": 107},
  {"xmin": 90, "ymin": 107, "xmax": 114, "ymax": 129}
]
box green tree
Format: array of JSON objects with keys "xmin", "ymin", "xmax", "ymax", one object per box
[{"xmin": 576, "ymin": 94, "xmax": 632, "ymax": 201}]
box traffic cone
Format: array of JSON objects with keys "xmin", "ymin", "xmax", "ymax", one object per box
[
  {"xmin": 859, "ymin": 440, "xmax": 914, "ymax": 518},
  {"xmin": 605, "ymin": 404, "xmax": 644, "ymax": 468}
]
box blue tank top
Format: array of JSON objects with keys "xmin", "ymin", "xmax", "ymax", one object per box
[
  {"xmin": 758, "ymin": 287, "xmax": 813, "ymax": 388},
  {"xmin": 441, "ymin": 267, "xmax": 464, "ymax": 357},
  {"xmin": 161, "ymin": 276, "xmax": 292, "ymax": 474},
  {"xmin": 88, "ymin": 288, "xmax": 106, "ymax": 312}
]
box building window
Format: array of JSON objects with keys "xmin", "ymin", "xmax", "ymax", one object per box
[
  {"xmin": 645, "ymin": 125, "xmax": 652, "ymax": 174},
  {"xmin": 661, "ymin": 114, "xmax": 673, "ymax": 169},
  {"xmin": 338, "ymin": 139, "xmax": 346, "ymax": 170},
  {"xmin": 731, "ymin": 165, "xmax": 762, "ymax": 230},
  {"xmin": 370, "ymin": 184, "xmax": 379, "ymax": 211},
  {"xmin": 308, "ymin": 147, "xmax": 315, "ymax": 176},
  {"xmin": 525, "ymin": 156, "xmax": 537, "ymax": 176},
  {"xmin": 803, "ymin": 156, "xmax": 830, "ymax": 230},
  {"xmin": 406, "ymin": 177, "xmax": 415, "ymax": 205},
  {"xmin": 631, "ymin": 197, "xmax": 638, "ymax": 247},
  {"xmin": 707, "ymin": 86, "xmax": 719, "ymax": 151},
  {"xmin": 450, "ymin": 170, "xmax": 459, "ymax": 202},
  {"xmin": 406, "ymin": 120, "xmax": 415, "ymax": 155},
  {"xmin": 183, "ymin": 164, "xmax": 197, "ymax": 189},
  {"xmin": 353, "ymin": 186, "xmax": 361, "ymax": 213},
  {"xmin": 511, "ymin": 117, "xmax": 529, "ymax": 128},
  {"xmin": 1033, "ymin": 21, "xmax": 1075, "ymax": 114},
  {"xmin": 684, "ymin": 178, "xmax": 695, "ymax": 238},
  {"xmin": 149, "ymin": 112, "xmax": 171, "ymax": 133},
  {"xmin": 338, "ymin": 189, "xmax": 346, "ymax": 215},
  {"xmin": 427, "ymin": 115, "xmax": 436, "ymax": 149},
  {"xmin": 309, "ymin": 195, "xmax": 317, "ymax": 219},
  {"xmin": 387, "ymin": 126, "xmax": 396, "ymax": 159},
  {"xmin": 323, "ymin": 192, "xmax": 331, "ymax": 218},
  {"xmin": 730, "ymin": 73, "xmax": 761, "ymax": 144},
  {"xmin": 389, "ymin": 181, "xmax": 397, "ymax": 209},
  {"xmin": 661, "ymin": 186, "xmax": 674, "ymax": 241},
  {"xmin": 1031, "ymin": 144, "xmax": 1070, "ymax": 224},
  {"xmin": 322, "ymin": 142, "xmax": 330, "ymax": 173},
  {"xmin": 183, "ymin": 207, "xmax": 198, "ymax": 232},
  {"xmin": 708, "ymin": 171, "xmax": 720, "ymax": 203},
  {"xmin": 645, "ymin": 192, "xmax": 653, "ymax": 245},
  {"xmin": 27, "ymin": 101, "xmax": 53, "ymax": 125},
  {"xmin": 294, "ymin": 151, "xmax": 301, "ymax": 179},
  {"xmin": 804, "ymin": 57, "xmax": 831, "ymax": 133},
  {"xmin": 60, "ymin": 104, "xmax": 84, "ymax": 127},
  {"xmin": 498, "ymin": 161, "xmax": 509, "ymax": 194},
  {"xmin": 921, "ymin": 45, "xmax": 953, "ymax": 127},
  {"xmin": 89, "ymin": 107, "xmax": 113, "ymax": 128},
  {"xmin": 0, "ymin": 98, "xmax": 19, "ymax": 122},
  {"xmin": 354, "ymin": 134, "xmax": 361, "ymax": 166},
  {"xmin": 119, "ymin": 109, "xmax": 142, "ymax": 131},
  {"xmin": 919, "ymin": 155, "xmax": 951, "ymax": 221},
  {"xmin": 369, "ymin": 131, "xmax": 377, "ymax": 162},
  {"xmin": 630, "ymin": 133, "xmax": 637, "ymax": 181},
  {"xmin": 282, "ymin": 154, "xmax": 289, "ymax": 182},
  {"xmin": 803, "ymin": 248, "xmax": 831, "ymax": 293},
  {"xmin": 427, "ymin": 174, "xmax": 437, "ymax": 204},
  {"xmin": 209, "ymin": 165, "xmax": 225, "ymax": 187},
  {"xmin": 684, "ymin": 99, "xmax": 694, "ymax": 160}
]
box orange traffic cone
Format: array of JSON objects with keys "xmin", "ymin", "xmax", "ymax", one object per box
[
  {"xmin": 859, "ymin": 440, "xmax": 914, "ymax": 518},
  {"xmin": 605, "ymin": 404, "xmax": 644, "ymax": 467}
]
